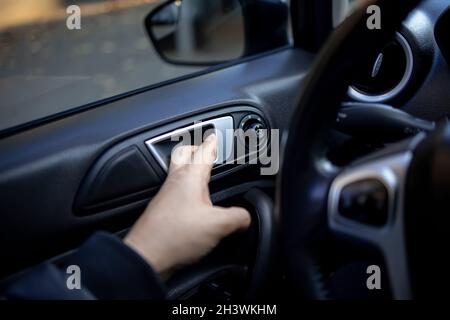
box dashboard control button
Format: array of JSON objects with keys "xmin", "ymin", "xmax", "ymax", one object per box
[{"xmin": 338, "ymin": 179, "xmax": 389, "ymax": 226}]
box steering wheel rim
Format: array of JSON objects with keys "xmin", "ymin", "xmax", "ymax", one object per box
[{"xmin": 278, "ymin": 0, "xmax": 423, "ymax": 299}]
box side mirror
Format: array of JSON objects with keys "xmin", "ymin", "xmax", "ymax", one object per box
[{"xmin": 145, "ymin": 0, "xmax": 289, "ymax": 66}]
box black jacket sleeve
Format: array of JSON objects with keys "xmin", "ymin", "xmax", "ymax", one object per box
[{"xmin": 3, "ymin": 232, "xmax": 167, "ymax": 300}]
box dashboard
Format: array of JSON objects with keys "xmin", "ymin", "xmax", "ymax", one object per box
[{"xmin": 347, "ymin": 0, "xmax": 450, "ymax": 122}]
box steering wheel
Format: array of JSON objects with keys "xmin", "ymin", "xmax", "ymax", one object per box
[{"xmin": 279, "ymin": 0, "xmax": 449, "ymax": 299}]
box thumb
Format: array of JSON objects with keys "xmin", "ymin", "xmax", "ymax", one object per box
[{"xmin": 216, "ymin": 206, "xmax": 252, "ymax": 236}]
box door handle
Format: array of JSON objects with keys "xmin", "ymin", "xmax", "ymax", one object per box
[{"xmin": 145, "ymin": 116, "xmax": 234, "ymax": 171}]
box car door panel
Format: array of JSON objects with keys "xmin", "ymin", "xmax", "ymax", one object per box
[{"xmin": 0, "ymin": 48, "xmax": 314, "ymax": 278}]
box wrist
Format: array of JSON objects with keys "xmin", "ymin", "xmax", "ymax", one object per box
[{"xmin": 123, "ymin": 235, "xmax": 174, "ymax": 280}]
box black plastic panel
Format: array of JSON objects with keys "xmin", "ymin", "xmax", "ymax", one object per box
[
  {"xmin": 435, "ymin": 5, "xmax": 450, "ymax": 65},
  {"xmin": 75, "ymin": 146, "xmax": 161, "ymax": 214}
]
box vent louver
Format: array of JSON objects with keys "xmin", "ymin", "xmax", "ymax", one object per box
[{"xmin": 348, "ymin": 32, "xmax": 413, "ymax": 103}]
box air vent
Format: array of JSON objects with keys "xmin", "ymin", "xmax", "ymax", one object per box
[{"xmin": 348, "ymin": 32, "xmax": 413, "ymax": 103}]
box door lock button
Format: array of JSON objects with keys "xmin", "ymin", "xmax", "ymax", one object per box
[{"xmin": 239, "ymin": 114, "xmax": 268, "ymax": 150}]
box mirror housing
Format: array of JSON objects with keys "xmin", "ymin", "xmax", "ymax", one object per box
[{"xmin": 144, "ymin": 0, "xmax": 289, "ymax": 66}]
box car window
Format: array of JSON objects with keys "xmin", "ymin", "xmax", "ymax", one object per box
[{"xmin": 0, "ymin": 0, "xmax": 290, "ymax": 133}]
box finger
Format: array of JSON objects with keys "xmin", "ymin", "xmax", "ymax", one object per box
[
  {"xmin": 192, "ymin": 134, "xmax": 218, "ymax": 182},
  {"xmin": 170, "ymin": 145, "xmax": 198, "ymax": 171},
  {"xmin": 215, "ymin": 206, "xmax": 252, "ymax": 236}
]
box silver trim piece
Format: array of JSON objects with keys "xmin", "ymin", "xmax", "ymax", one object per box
[
  {"xmin": 145, "ymin": 116, "xmax": 234, "ymax": 172},
  {"xmin": 348, "ymin": 32, "xmax": 414, "ymax": 103}
]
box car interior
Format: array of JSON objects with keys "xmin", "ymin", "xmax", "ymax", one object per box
[{"xmin": 1, "ymin": 0, "xmax": 450, "ymax": 300}]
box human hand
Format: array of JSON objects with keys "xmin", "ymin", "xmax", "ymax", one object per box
[{"xmin": 124, "ymin": 134, "xmax": 251, "ymax": 279}]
